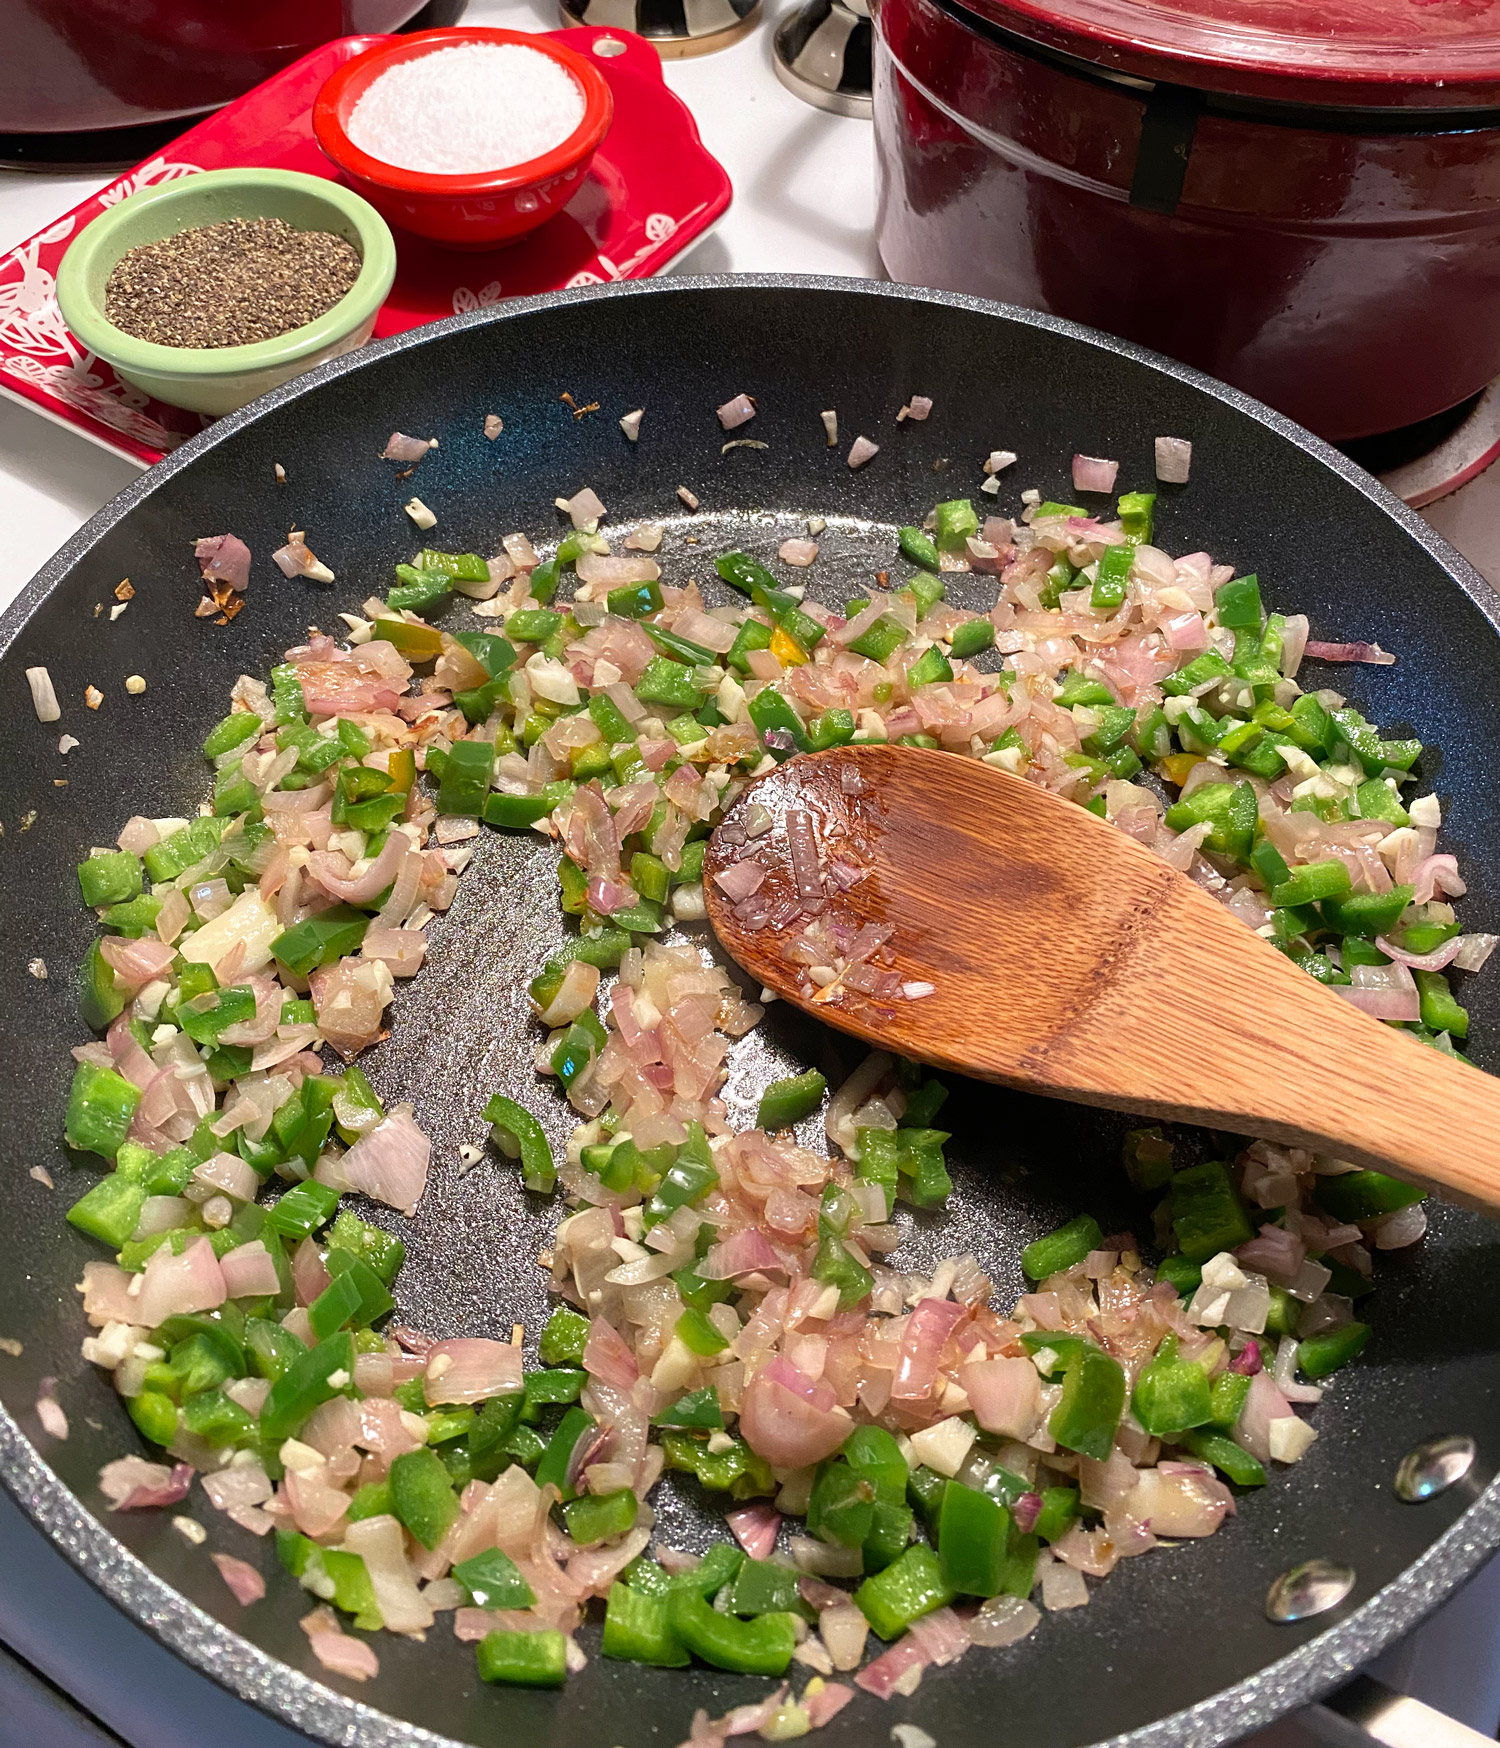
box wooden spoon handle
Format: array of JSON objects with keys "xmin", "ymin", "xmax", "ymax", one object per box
[
  {"xmin": 1037, "ymin": 889, "xmax": 1500, "ymax": 1212},
  {"xmin": 1202, "ymin": 979, "xmax": 1500, "ymax": 1213}
]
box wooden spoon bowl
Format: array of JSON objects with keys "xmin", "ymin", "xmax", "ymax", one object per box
[{"xmin": 703, "ymin": 744, "xmax": 1500, "ymax": 1212}]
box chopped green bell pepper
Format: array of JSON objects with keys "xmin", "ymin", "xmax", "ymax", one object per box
[
  {"xmin": 854, "ymin": 1544, "xmax": 953, "ymax": 1640},
  {"xmin": 389, "ymin": 1447, "xmax": 459, "ymax": 1550},
  {"xmin": 483, "ymin": 1093, "xmax": 556, "ymax": 1194},
  {"xmin": 602, "ymin": 1578, "xmax": 690, "ymax": 1666},
  {"xmin": 1313, "ymin": 1169, "xmax": 1423, "ymax": 1222},
  {"xmin": 77, "ymin": 850, "xmax": 144, "ymax": 908},
  {"xmin": 757, "ymin": 1070, "xmax": 826, "ymax": 1130},
  {"xmin": 65, "ymin": 1060, "xmax": 141, "ymax": 1160},
  {"xmin": 259, "ymin": 1331, "xmax": 354, "ymax": 1441},
  {"xmin": 938, "ymin": 1481, "xmax": 1011, "ymax": 1597},
  {"xmin": 1297, "ymin": 1322, "xmax": 1370, "ymax": 1378},
  {"xmin": 1021, "ymin": 1214, "xmax": 1102, "ymax": 1281},
  {"xmin": 667, "ymin": 1586, "xmax": 798, "ymax": 1675},
  {"xmin": 564, "ymin": 1488, "xmax": 638, "ymax": 1546},
  {"xmin": 1049, "ymin": 1345, "xmax": 1126, "ymax": 1460},
  {"xmin": 476, "ymin": 1628, "xmax": 567, "ymax": 1688},
  {"xmin": 1177, "ymin": 1427, "xmax": 1267, "ymax": 1486},
  {"xmin": 1132, "ymin": 1335, "xmax": 1213, "ymax": 1437},
  {"xmin": 1169, "ymin": 1160, "xmax": 1254, "ymax": 1262},
  {"xmin": 67, "ymin": 1173, "xmax": 146, "ymax": 1247}
]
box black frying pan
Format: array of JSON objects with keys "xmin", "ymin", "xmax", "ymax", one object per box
[{"xmin": 3, "ymin": 277, "xmax": 1499, "ymax": 1748}]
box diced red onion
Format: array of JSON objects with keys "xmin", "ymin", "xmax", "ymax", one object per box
[
  {"xmin": 1333, "ymin": 983, "xmax": 1421, "ymax": 1022},
  {"xmin": 307, "ymin": 831, "xmax": 408, "ymax": 906},
  {"xmin": 1154, "ymin": 437, "xmax": 1192, "ymax": 484},
  {"xmin": 1453, "ymin": 933, "xmax": 1498, "ymax": 972},
  {"xmin": 779, "ymin": 539, "xmax": 818, "ymax": 567},
  {"xmin": 856, "ymin": 1634, "xmax": 929, "ymax": 1698},
  {"xmin": 195, "ymin": 534, "xmax": 252, "ymax": 593},
  {"xmin": 343, "ymin": 1514, "xmax": 433, "ymax": 1633},
  {"xmin": 424, "ymin": 1338, "xmax": 524, "ymax": 1405},
  {"xmin": 727, "ymin": 1502, "xmax": 781, "ymax": 1560},
  {"xmin": 960, "ymin": 1356, "xmax": 1040, "ymax": 1438},
  {"xmin": 101, "ymin": 1457, "xmax": 194, "ymax": 1511},
  {"xmin": 1161, "ymin": 610, "xmax": 1207, "ymax": 652},
  {"xmin": 271, "ymin": 533, "xmax": 333, "ymax": 581},
  {"xmin": 1373, "ymin": 1203, "xmax": 1428, "ymax": 1249},
  {"xmin": 286, "ymin": 1465, "xmax": 351, "ymax": 1539},
  {"xmin": 1072, "ymin": 455, "xmax": 1119, "ymax": 494},
  {"xmin": 1374, "ymin": 931, "xmax": 1461, "ymax": 971},
  {"xmin": 211, "ymin": 1552, "xmax": 266, "ymax": 1605},
  {"xmin": 968, "ymin": 1596, "xmax": 1041, "ymax": 1648},
  {"xmin": 1412, "ymin": 854, "xmax": 1466, "ymax": 904},
  {"xmin": 908, "ymin": 1605, "xmax": 972, "ymax": 1666},
  {"xmin": 36, "ymin": 1379, "xmax": 67, "ymax": 1441},
  {"xmin": 1129, "ymin": 1466, "xmax": 1232, "ymax": 1536},
  {"xmin": 740, "ymin": 1371, "xmax": 851, "ymax": 1469},
  {"xmin": 201, "ymin": 1467, "xmax": 272, "ymax": 1519},
  {"xmin": 805, "ymin": 1683, "xmax": 857, "ymax": 1727},
  {"xmin": 360, "ymin": 926, "xmax": 427, "ymax": 977},
  {"xmin": 136, "ymin": 1235, "xmax": 226, "ymax": 1327},
  {"xmin": 583, "ymin": 1315, "xmax": 640, "ymax": 1390},
  {"xmin": 1011, "ymin": 1491, "xmax": 1043, "ymax": 1533},
  {"xmin": 563, "ymin": 487, "xmax": 606, "ymax": 530},
  {"xmin": 382, "ymin": 432, "xmax": 431, "ymax": 462},
  {"xmin": 1235, "ymin": 1225, "xmax": 1305, "ymax": 1280},
  {"xmin": 893, "ymin": 1298, "xmax": 965, "ymax": 1400},
  {"xmin": 1302, "ymin": 641, "xmax": 1395, "ymax": 665},
  {"xmin": 847, "ymin": 436, "xmax": 879, "ymax": 469},
  {"xmin": 221, "ymin": 1239, "xmax": 281, "ymax": 1299},
  {"xmin": 785, "ymin": 809, "xmax": 824, "ymax": 902},
  {"xmin": 576, "ymin": 552, "xmax": 659, "ymax": 588},
  {"xmin": 292, "ymin": 1236, "xmax": 331, "ymax": 1307},
  {"xmin": 1235, "ymin": 1366, "xmax": 1295, "ymax": 1462},
  {"xmin": 300, "ymin": 1608, "xmax": 379, "ymax": 1680},
  {"xmin": 193, "ymin": 1150, "xmax": 258, "ymax": 1203},
  {"xmin": 717, "ymin": 393, "xmax": 756, "ymax": 430},
  {"xmin": 700, "ymin": 1227, "xmax": 783, "ymax": 1279},
  {"xmin": 339, "ymin": 1109, "xmax": 430, "ymax": 1216}
]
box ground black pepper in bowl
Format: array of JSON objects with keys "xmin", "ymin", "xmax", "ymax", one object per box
[{"xmin": 103, "ymin": 216, "xmax": 363, "ymax": 349}]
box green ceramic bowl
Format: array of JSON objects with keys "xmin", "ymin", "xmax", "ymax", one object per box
[{"xmin": 56, "ymin": 168, "xmax": 396, "ymax": 418}]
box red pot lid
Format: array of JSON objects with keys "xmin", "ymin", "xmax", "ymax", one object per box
[{"xmin": 947, "ymin": 0, "xmax": 1500, "ymax": 107}]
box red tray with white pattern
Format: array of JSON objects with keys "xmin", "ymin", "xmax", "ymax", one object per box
[{"xmin": 0, "ymin": 29, "xmax": 731, "ymax": 468}]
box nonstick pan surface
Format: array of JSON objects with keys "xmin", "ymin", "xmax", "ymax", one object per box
[{"xmin": 3, "ymin": 277, "xmax": 1500, "ymax": 1748}]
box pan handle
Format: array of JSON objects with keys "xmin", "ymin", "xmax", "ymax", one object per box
[{"xmin": 1305, "ymin": 1677, "xmax": 1497, "ymax": 1748}]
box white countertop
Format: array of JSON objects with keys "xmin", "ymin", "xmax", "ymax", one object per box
[{"xmin": 0, "ymin": 0, "xmax": 878, "ymax": 614}]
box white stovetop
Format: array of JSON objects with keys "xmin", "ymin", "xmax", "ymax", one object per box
[{"xmin": 0, "ymin": 0, "xmax": 878, "ymax": 613}]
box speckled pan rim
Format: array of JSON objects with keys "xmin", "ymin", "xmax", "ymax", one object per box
[{"xmin": 3, "ymin": 273, "xmax": 1499, "ymax": 1748}]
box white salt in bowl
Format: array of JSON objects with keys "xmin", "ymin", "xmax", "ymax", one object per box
[{"xmin": 313, "ymin": 27, "xmax": 614, "ymax": 250}]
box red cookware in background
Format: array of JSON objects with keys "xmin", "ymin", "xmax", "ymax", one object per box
[
  {"xmin": 872, "ymin": 0, "xmax": 1500, "ymax": 441},
  {"xmin": 0, "ymin": 0, "xmax": 452, "ymax": 136}
]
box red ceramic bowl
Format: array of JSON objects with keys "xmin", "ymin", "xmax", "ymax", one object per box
[{"xmin": 313, "ymin": 27, "xmax": 613, "ymax": 250}]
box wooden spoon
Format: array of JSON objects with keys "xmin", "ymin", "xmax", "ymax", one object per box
[{"xmin": 703, "ymin": 743, "xmax": 1500, "ymax": 1211}]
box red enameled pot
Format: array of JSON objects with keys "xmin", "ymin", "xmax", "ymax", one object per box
[
  {"xmin": 313, "ymin": 27, "xmax": 613, "ymax": 249},
  {"xmin": 872, "ymin": 0, "xmax": 1500, "ymax": 440},
  {"xmin": 1, "ymin": 0, "xmax": 432, "ymax": 134}
]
